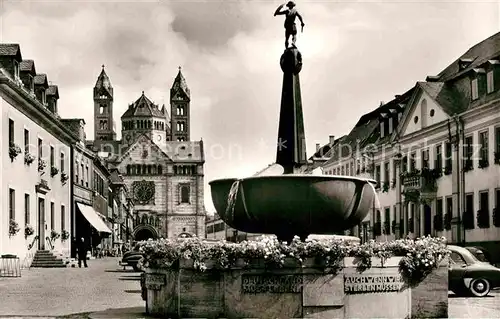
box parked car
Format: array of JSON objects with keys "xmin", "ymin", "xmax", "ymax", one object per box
[
  {"xmin": 448, "ymin": 245, "xmax": 500, "ymax": 297},
  {"xmin": 465, "ymin": 246, "xmax": 492, "ymax": 264},
  {"xmin": 120, "ymin": 249, "xmax": 144, "ymax": 272}
]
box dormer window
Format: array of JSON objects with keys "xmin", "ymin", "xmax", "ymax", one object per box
[
  {"xmin": 28, "ymin": 75, "xmax": 34, "ymax": 92},
  {"xmin": 41, "ymin": 90, "xmax": 46, "ymax": 105},
  {"xmin": 388, "ymin": 117, "xmax": 393, "ymax": 134},
  {"xmin": 487, "ymin": 70, "xmax": 494, "ymax": 93},
  {"xmin": 13, "ymin": 60, "xmax": 20, "ymax": 79},
  {"xmin": 471, "ymin": 78, "xmax": 479, "ymax": 100},
  {"xmin": 380, "ymin": 122, "xmax": 385, "ymax": 138}
]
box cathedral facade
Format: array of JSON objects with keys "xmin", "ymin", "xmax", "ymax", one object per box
[{"xmin": 87, "ymin": 66, "xmax": 205, "ymax": 241}]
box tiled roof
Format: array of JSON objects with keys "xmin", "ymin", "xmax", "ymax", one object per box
[
  {"xmin": 46, "ymin": 85, "xmax": 59, "ymax": 97},
  {"xmin": 158, "ymin": 140, "xmax": 204, "ymax": 162},
  {"xmin": 171, "ymin": 68, "xmax": 190, "ymax": 100},
  {"xmin": 121, "ymin": 92, "xmax": 166, "ymax": 118},
  {"xmin": 418, "ymin": 81, "xmax": 466, "ymax": 115},
  {"xmin": 19, "ymin": 60, "xmax": 35, "ymax": 73},
  {"xmin": 34, "ymin": 74, "xmax": 48, "ymax": 86},
  {"xmin": 0, "ymin": 44, "xmax": 21, "ymax": 57},
  {"xmin": 437, "ymin": 31, "xmax": 500, "ymax": 81}
]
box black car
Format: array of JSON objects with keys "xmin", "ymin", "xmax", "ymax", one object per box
[
  {"xmin": 120, "ymin": 250, "xmax": 144, "ymax": 271},
  {"xmin": 448, "ymin": 245, "xmax": 500, "ymax": 297}
]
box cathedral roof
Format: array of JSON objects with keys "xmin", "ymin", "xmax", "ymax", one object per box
[
  {"xmin": 170, "ymin": 67, "xmax": 190, "ymax": 100},
  {"xmin": 121, "ymin": 92, "xmax": 166, "ymax": 118},
  {"xmin": 94, "ymin": 65, "xmax": 113, "ymax": 96},
  {"xmin": 158, "ymin": 140, "xmax": 204, "ymax": 163}
]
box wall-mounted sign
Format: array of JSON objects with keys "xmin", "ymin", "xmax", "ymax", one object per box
[
  {"xmin": 145, "ymin": 273, "xmax": 166, "ymax": 290},
  {"xmin": 241, "ymin": 274, "xmax": 302, "ymax": 294},
  {"xmin": 344, "ymin": 274, "xmax": 404, "ymax": 293}
]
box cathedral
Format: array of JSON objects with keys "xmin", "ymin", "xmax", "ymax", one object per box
[{"xmin": 87, "ymin": 66, "xmax": 206, "ymax": 241}]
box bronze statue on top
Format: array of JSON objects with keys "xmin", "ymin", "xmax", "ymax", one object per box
[{"xmin": 274, "ymin": 1, "xmax": 305, "ymax": 49}]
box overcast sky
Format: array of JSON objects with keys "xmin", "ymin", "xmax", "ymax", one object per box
[{"xmin": 1, "ymin": 0, "xmax": 499, "ymax": 214}]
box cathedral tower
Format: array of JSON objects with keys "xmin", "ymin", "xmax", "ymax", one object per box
[
  {"xmin": 93, "ymin": 65, "xmax": 116, "ymax": 141},
  {"xmin": 170, "ymin": 67, "xmax": 191, "ymax": 141},
  {"xmin": 121, "ymin": 92, "xmax": 168, "ymax": 147}
]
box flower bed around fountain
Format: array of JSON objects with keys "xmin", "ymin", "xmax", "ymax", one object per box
[{"xmin": 139, "ymin": 236, "xmax": 449, "ymax": 318}]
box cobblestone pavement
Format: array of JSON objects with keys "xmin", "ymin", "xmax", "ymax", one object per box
[
  {"xmin": 449, "ymin": 290, "xmax": 500, "ymax": 318},
  {"xmin": 0, "ymin": 258, "xmax": 144, "ymax": 317}
]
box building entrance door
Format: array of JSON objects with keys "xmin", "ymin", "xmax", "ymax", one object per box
[{"xmin": 38, "ymin": 198, "xmax": 45, "ymax": 250}]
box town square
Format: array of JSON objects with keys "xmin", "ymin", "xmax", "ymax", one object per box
[{"xmin": 1, "ymin": 1, "xmax": 500, "ymax": 318}]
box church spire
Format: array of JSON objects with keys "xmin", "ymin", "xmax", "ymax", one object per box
[
  {"xmin": 94, "ymin": 64, "xmax": 113, "ymax": 98},
  {"xmin": 170, "ymin": 66, "xmax": 190, "ymax": 100}
]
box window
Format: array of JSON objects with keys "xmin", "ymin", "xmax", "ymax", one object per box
[
  {"xmin": 9, "ymin": 188, "xmax": 15, "ymax": 220},
  {"xmin": 86, "ymin": 166, "xmax": 89, "ymax": 187},
  {"xmin": 38, "ymin": 138, "xmax": 43, "ymax": 158},
  {"xmin": 479, "ymin": 130, "xmax": 489, "ymax": 166},
  {"xmin": 50, "ymin": 146, "xmax": 55, "ymax": 168},
  {"xmin": 464, "ymin": 136, "xmax": 473, "ymax": 170},
  {"xmin": 375, "ymin": 165, "xmax": 381, "ymax": 186},
  {"xmin": 384, "ymin": 162, "xmax": 390, "ymax": 185},
  {"xmin": 28, "ymin": 74, "xmax": 34, "ymax": 92},
  {"xmin": 60, "ymin": 152, "xmax": 65, "ymax": 173},
  {"xmin": 81, "ymin": 163, "xmax": 84, "ymax": 185},
  {"xmin": 410, "ymin": 152, "xmax": 416, "ymax": 172},
  {"xmin": 487, "ymin": 70, "xmax": 494, "ymax": 93},
  {"xmin": 24, "ymin": 129, "xmax": 29, "ymax": 153},
  {"xmin": 471, "ymin": 78, "xmax": 479, "ymax": 100},
  {"xmin": 61, "ymin": 205, "xmax": 66, "ymax": 231},
  {"xmin": 479, "ymin": 191, "xmax": 490, "ymax": 228},
  {"xmin": 422, "ymin": 149, "xmax": 429, "ymax": 169},
  {"xmin": 445, "ymin": 142, "xmax": 452, "ymax": 171},
  {"xmin": 50, "ymin": 202, "xmax": 55, "ymax": 230},
  {"xmin": 25, "ymin": 194, "xmax": 30, "ymax": 225},
  {"xmin": 41, "ymin": 90, "xmax": 46, "ymax": 104},
  {"xmin": 384, "ymin": 207, "xmax": 391, "ymax": 234},
  {"xmin": 14, "ymin": 60, "xmax": 20, "ymax": 79},
  {"xmin": 450, "ymin": 252, "xmax": 466, "ymax": 265},
  {"xmin": 180, "ymin": 185, "xmax": 190, "ymax": 203},
  {"xmin": 402, "ymin": 155, "xmax": 408, "ymax": 173},
  {"xmin": 435, "ymin": 144, "xmax": 442, "ymax": 171},
  {"xmin": 9, "ymin": 119, "xmax": 14, "ymax": 146},
  {"xmin": 350, "ymin": 162, "xmax": 354, "ymax": 176},
  {"xmin": 446, "ymin": 197, "xmax": 453, "ymax": 218},
  {"xmin": 99, "ymin": 104, "xmax": 106, "ymax": 114},
  {"xmin": 496, "ymin": 127, "xmax": 500, "ymax": 157}
]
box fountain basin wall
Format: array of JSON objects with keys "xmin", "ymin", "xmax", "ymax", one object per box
[
  {"xmin": 143, "ymin": 257, "xmax": 448, "ymax": 318},
  {"xmin": 209, "ymin": 175, "xmax": 377, "ymax": 237}
]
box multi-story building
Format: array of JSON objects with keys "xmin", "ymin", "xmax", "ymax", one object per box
[
  {"xmin": 87, "ymin": 66, "xmax": 206, "ymax": 240},
  {"xmin": 0, "ymin": 44, "xmax": 77, "ymax": 261},
  {"xmin": 205, "ymin": 213, "xmax": 260, "ymax": 242},
  {"xmin": 321, "ymin": 32, "xmax": 500, "ymax": 261}
]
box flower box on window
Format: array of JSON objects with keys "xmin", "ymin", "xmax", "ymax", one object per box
[
  {"xmin": 444, "ymin": 166, "xmax": 452, "ymax": 176},
  {"xmin": 463, "ymin": 211, "xmax": 475, "ymax": 230},
  {"xmin": 24, "ymin": 152, "xmax": 35, "ymax": 165},
  {"xmin": 9, "ymin": 143, "xmax": 21, "ymax": 162},
  {"xmin": 444, "ymin": 213, "xmax": 452, "ymax": 230},
  {"xmin": 476, "ymin": 209, "xmax": 490, "ymax": 229},
  {"xmin": 25, "ymin": 224, "xmax": 35, "ymax": 239},
  {"xmin": 478, "ymin": 159, "xmax": 489, "ymax": 169},
  {"xmin": 38, "ymin": 159, "xmax": 47, "ymax": 172},
  {"xmin": 61, "ymin": 172, "xmax": 69, "ymax": 184},
  {"xmin": 50, "ymin": 166, "xmax": 59, "ymax": 177}
]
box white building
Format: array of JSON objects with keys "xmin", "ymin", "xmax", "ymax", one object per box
[
  {"xmin": 0, "ymin": 44, "xmax": 76, "ymax": 263},
  {"xmin": 320, "ymin": 32, "xmax": 500, "ymax": 262}
]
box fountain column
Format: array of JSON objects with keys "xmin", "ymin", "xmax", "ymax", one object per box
[{"xmin": 276, "ymin": 47, "xmax": 307, "ymax": 174}]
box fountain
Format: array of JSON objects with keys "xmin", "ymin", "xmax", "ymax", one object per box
[
  {"xmin": 141, "ymin": 6, "xmax": 449, "ymax": 318},
  {"xmin": 209, "ymin": 27, "xmax": 376, "ymax": 243}
]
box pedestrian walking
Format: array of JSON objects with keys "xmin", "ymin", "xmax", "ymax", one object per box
[{"xmin": 76, "ymin": 237, "xmax": 88, "ymax": 268}]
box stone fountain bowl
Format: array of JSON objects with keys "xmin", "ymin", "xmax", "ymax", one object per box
[{"xmin": 209, "ymin": 175, "xmax": 377, "ymax": 241}]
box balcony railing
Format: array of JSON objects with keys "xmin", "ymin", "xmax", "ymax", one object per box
[{"xmin": 401, "ymin": 168, "xmax": 440, "ymax": 194}]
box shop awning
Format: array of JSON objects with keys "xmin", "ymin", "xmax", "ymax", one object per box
[{"xmin": 76, "ymin": 203, "xmax": 112, "ymax": 233}]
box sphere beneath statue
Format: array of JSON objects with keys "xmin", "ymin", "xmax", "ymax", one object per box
[{"xmin": 280, "ymin": 47, "xmax": 302, "ymax": 74}]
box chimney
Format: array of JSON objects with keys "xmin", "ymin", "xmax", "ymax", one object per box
[
  {"xmin": 329, "ymin": 135, "xmax": 335, "ymax": 145},
  {"xmin": 316, "ymin": 143, "xmax": 320, "ymax": 152}
]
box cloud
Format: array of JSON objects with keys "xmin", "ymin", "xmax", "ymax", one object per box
[{"xmin": 1, "ymin": 1, "xmax": 499, "ymax": 215}]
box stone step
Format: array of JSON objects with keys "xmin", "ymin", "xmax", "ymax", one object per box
[
  {"xmin": 31, "ymin": 264, "xmax": 67, "ymax": 268},
  {"xmin": 31, "ymin": 250, "xmax": 68, "ymax": 268}
]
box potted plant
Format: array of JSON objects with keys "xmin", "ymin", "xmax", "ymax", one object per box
[
  {"xmin": 61, "ymin": 172, "xmax": 69, "ymax": 184},
  {"xmin": 50, "ymin": 229, "xmax": 60, "ymax": 241},
  {"xmin": 9, "ymin": 219, "xmax": 20, "ymax": 237},
  {"xmin": 9, "ymin": 143, "xmax": 21, "ymax": 162},
  {"xmin": 51, "ymin": 166, "xmax": 59, "ymax": 177},
  {"xmin": 24, "ymin": 224, "xmax": 35, "ymax": 239},
  {"xmin": 24, "ymin": 152, "xmax": 36, "ymax": 165},
  {"xmin": 38, "ymin": 159, "xmax": 47, "ymax": 172},
  {"xmin": 61, "ymin": 230, "xmax": 70, "ymax": 242}
]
